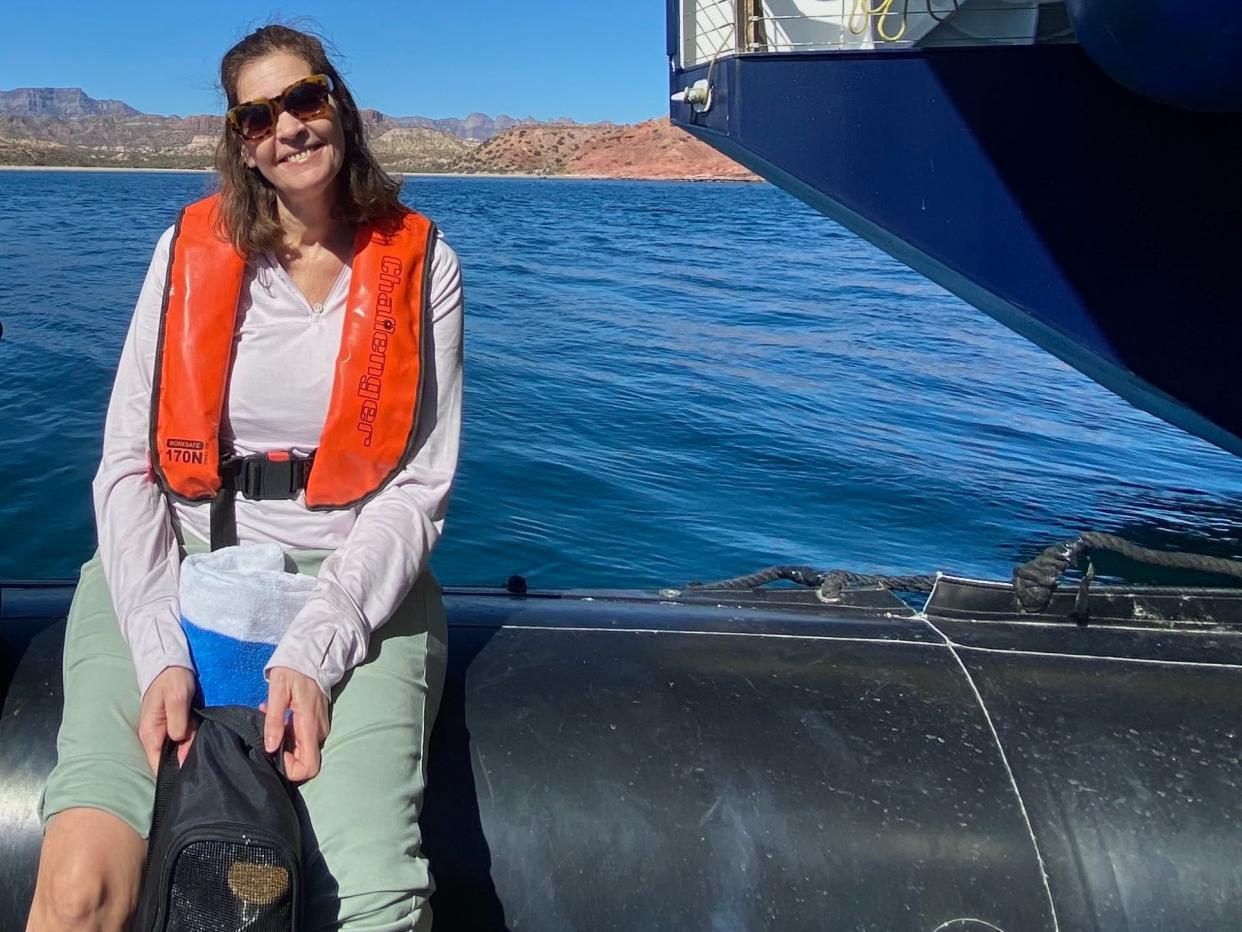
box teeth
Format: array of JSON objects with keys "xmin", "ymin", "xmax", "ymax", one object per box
[{"xmin": 285, "ymin": 146, "xmax": 319, "ymax": 164}]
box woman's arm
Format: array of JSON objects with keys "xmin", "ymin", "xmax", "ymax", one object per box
[
  {"xmin": 93, "ymin": 226, "xmax": 195, "ymax": 697},
  {"xmin": 265, "ymin": 235, "xmax": 464, "ymax": 698}
]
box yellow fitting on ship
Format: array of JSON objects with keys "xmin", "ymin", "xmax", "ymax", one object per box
[{"xmin": 849, "ymin": 0, "xmax": 910, "ymax": 42}]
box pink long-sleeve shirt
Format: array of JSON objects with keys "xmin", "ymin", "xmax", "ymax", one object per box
[{"xmin": 94, "ymin": 222, "xmax": 464, "ymax": 698}]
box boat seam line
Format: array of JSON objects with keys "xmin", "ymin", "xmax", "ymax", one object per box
[
  {"xmin": 491, "ymin": 624, "xmax": 1242, "ymax": 670},
  {"xmin": 493, "ymin": 624, "xmax": 939, "ymax": 647},
  {"xmin": 924, "ymin": 618, "xmax": 1061, "ymax": 932},
  {"xmin": 949, "ymin": 641, "xmax": 1242, "ymax": 670},
  {"xmin": 926, "ymin": 618, "xmax": 1242, "ymax": 637}
]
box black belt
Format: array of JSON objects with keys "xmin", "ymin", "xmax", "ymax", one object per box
[{"xmin": 209, "ymin": 451, "xmax": 315, "ymax": 550}]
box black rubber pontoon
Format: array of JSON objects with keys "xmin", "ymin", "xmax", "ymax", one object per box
[{"xmin": 3, "ymin": 578, "xmax": 1242, "ymax": 930}]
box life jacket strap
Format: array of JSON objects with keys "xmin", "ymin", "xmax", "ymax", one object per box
[{"xmin": 208, "ymin": 451, "xmax": 316, "ymax": 551}]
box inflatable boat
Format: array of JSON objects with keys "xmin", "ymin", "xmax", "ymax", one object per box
[{"xmin": 5, "ymin": 570, "xmax": 1242, "ymax": 929}]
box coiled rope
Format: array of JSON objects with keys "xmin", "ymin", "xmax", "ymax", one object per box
[
  {"xmin": 849, "ymin": 0, "xmax": 963, "ymax": 43},
  {"xmin": 688, "ymin": 533, "xmax": 1242, "ymax": 612},
  {"xmin": 849, "ymin": 0, "xmax": 909, "ymax": 41},
  {"xmin": 1012, "ymin": 531, "xmax": 1242, "ymax": 613}
]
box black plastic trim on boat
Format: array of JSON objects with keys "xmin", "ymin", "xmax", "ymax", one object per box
[{"xmin": 926, "ymin": 575, "xmax": 1242, "ymax": 628}]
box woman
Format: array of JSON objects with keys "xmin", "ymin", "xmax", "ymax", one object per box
[{"xmin": 26, "ymin": 24, "xmax": 462, "ymax": 931}]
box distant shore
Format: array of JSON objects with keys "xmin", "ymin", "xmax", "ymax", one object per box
[
  {"xmin": 1, "ymin": 99, "xmax": 759, "ymax": 184},
  {"xmin": 0, "ymin": 164, "xmax": 210, "ymax": 174},
  {"xmin": 0, "ymin": 164, "xmax": 758, "ymax": 182}
]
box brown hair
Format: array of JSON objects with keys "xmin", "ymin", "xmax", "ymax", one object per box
[{"xmin": 213, "ymin": 23, "xmax": 403, "ymax": 257}]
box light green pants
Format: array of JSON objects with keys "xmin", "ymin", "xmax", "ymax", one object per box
[{"xmin": 40, "ymin": 542, "xmax": 448, "ymax": 931}]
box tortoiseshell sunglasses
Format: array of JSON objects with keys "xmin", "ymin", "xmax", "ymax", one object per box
[{"xmin": 226, "ymin": 74, "xmax": 334, "ymax": 141}]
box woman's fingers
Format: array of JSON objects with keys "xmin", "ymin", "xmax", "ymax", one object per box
[
  {"xmin": 166, "ymin": 688, "xmax": 190, "ymax": 743},
  {"xmin": 293, "ymin": 698, "xmax": 317, "ymax": 778},
  {"xmin": 138, "ymin": 666, "xmax": 197, "ymax": 774},
  {"xmin": 139, "ymin": 723, "xmax": 165, "ymax": 775},
  {"xmin": 137, "ymin": 689, "xmax": 164, "ymax": 772},
  {"xmin": 265, "ymin": 667, "xmax": 330, "ymax": 782},
  {"xmin": 289, "ymin": 680, "xmax": 329, "ymax": 781},
  {"xmin": 175, "ymin": 728, "xmax": 196, "ymax": 766},
  {"xmin": 264, "ymin": 674, "xmax": 292, "ymax": 754}
]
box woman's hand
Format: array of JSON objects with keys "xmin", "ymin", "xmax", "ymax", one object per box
[
  {"xmin": 263, "ymin": 666, "xmax": 330, "ymax": 782},
  {"xmin": 138, "ymin": 666, "xmax": 198, "ymax": 773}
]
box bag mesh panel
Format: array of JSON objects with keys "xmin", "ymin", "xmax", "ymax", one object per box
[{"xmin": 166, "ymin": 840, "xmax": 293, "ymax": 931}]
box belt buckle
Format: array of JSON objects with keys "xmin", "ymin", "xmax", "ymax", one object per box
[{"xmin": 263, "ymin": 451, "xmax": 298, "ymax": 500}]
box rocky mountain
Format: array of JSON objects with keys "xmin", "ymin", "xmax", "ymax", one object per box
[
  {"xmin": 384, "ymin": 112, "xmax": 559, "ymax": 142},
  {"xmin": 0, "ymin": 113, "xmax": 217, "ymax": 150},
  {"xmin": 458, "ymin": 122, "xmax": 615, "ymax": 175},
  {"xmin": 0, "ymin": 87, "xmax": 141, "ymax": 119},
  {"xmin": 0, "ymin": 88, "xmax": 756, "ymax": 180},
  {"xmin": 358, "ymin": 109, "xmax": 529, "ymax": 142},
  {"xmin": 368, "ymin": 127, "xmax": 473, "ymax": 173},
  {"xmin": 563, "ymin": 118, "xmax": 757, "ymax": 181}
]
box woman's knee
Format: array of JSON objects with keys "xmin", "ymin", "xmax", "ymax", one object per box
[{"xmin": 28, "ymin": 809, "xmax": 144, "ymax": 931}]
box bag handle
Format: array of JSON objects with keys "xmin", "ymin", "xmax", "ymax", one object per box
[
  {"xmin": 140, "ymin": 740, "xmax": 182, "ymax": 879},
  {"xmin": 196, "ymin": 704, "xmax": 267, "ymax": 750},
  {"xmin": 197, "ymin": 704, "xmax": 292, "ymax": 779}
]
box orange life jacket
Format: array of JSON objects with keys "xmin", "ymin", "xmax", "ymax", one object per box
[{"xmin": 149, "ymin": 193, "xmax": 435, "ymax": 511}]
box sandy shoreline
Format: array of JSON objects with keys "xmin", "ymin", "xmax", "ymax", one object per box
[{"xmin": 0, "ymin": 164, "xmax": 758, "ymax": 182}]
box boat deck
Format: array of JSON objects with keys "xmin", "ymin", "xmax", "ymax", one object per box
[{"xmin": 4, "ymin": 579, "xmax": 1242, "ymax": 929}]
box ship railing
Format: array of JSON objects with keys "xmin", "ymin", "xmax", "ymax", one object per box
[{"xmin": 680, "ymin": 0, "xmax": 1073, "ymax": 68}]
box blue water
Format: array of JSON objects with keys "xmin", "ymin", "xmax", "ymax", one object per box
[{"xmin": 3, "ymin": 171, "xmax": 1242, "ymax": 588}]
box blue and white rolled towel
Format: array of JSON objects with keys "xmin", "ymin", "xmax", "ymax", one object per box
[{"xmin": 179, "ymin": 544, "xmax": 316, "ymax": 708}]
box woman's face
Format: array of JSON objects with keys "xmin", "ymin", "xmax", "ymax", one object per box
[{"xmin": 234, "ymin": 50, "xmax": 346, "ymax": 209}]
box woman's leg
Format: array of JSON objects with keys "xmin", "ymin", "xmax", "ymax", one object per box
[
  {"xmin": 26, "ymin": 810, "xmax": 145, "ymax": 932},
  {"xmin": 295, "ymin": 570, "xmax": 449, "ymax": 932},
  {"xmin": 27, "ymin": 554, "xmax": 155, "ymax": 930}
]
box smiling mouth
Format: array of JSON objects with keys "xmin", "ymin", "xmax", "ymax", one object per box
[{"xmin": 281, "ymin": 143, "xmax": 324, "ymax": 164}]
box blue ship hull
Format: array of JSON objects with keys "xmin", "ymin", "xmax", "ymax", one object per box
[{"xmin": 668, "ymin": 41, "xmax": 1242, "ymax": 456}]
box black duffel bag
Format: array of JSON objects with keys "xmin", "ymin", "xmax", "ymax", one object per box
[{"xmin": 131, "ymin": 706, "xmax": 303, "ymax": 931}]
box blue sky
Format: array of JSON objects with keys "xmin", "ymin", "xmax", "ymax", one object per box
[{"xmin": 0, "ymin": 1, "xmax": 671, "ymax": 123}]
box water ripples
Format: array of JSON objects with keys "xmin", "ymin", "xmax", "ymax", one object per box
[{"xmin": 2, "ymin": 171, "xmax": 1242, "ymax": 587}]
